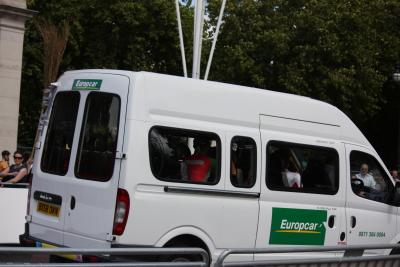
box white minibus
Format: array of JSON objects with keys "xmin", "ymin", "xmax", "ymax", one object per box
[{"xmin": 20, "ymin": 69, "xmax": 400, "ymax": 264}]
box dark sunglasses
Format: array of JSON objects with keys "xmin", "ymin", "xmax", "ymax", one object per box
[{"xmin": 14, "ymin": 156, "xmax": 23, "ymax": 160}]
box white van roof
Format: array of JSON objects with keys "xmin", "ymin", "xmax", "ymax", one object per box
[{"xmin": 61, "ymin": 69, "xmax": 373, "ymax": 150}]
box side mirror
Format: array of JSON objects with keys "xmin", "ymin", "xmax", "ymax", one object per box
[{"xmin": 390, "ymin": 182, "xmax": 400, "ymax": 206}]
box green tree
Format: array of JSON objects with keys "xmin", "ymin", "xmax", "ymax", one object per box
[
  {"xmin": 19, "ymin": 0, "xmax": 400, "ymax": 161},
  {"xmin": 19, "ymin": 0, "xmax": 194, "ymax": 147},
  {"xmin": 207, "ymin": 0, "xmax": 400, "ymax": 124}
]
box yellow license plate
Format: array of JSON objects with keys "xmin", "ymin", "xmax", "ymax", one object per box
[
  {"xmin": 37, "ymin": 201, "xmax": 60, "ymax": 217},
  {"xmin": 38, "ymin": 242, "xmax": 82, "ymax": 262}
]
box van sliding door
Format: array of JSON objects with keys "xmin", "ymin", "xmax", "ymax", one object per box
[{"xmin": 255, "ymin": 115, "xmax": 347, "ymax": 260}]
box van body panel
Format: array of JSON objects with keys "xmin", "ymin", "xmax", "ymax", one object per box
[
  {"xmin": 220, "ymin": 130, "xmax": 260, "ymax": 250},
  {"xmin": 117, "ymin": 121, "xmax": 225, "ymax": 247},
  {"xmin": 140, "ymin": 72, "xmax": 371, "ymax": 149}
]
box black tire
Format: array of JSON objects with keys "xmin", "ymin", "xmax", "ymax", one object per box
[
  {"xmin": 390, "ymin": 246, "xmax": 400, "ymax": 255},
  {"xmin": 160, "ymin": 253, "xmax": 202, "ymax": 263},
  {"xmin": 159, "ymin": 242, "xmax": 205, "ymax": 264}
]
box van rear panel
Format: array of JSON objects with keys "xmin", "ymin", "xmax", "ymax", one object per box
[{"xmin": 29, "ymin": 71, "xmax": 130, "ymax": 248}]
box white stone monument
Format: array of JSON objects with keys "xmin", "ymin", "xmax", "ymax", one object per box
[{"xmin": 0, "ymin": 0, "xmax": 35, "ymax": 153}]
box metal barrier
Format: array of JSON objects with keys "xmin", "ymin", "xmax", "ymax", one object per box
[
  {"xmin": 0, "ymin": 247, "xmax": 209, "ymax": 267},
  {"xmin": 215, "ymin": 244, "xmax": 400, "ymax": 267},
  {"xmin": 2, "ymin": 244, "xmax": 400, "ymax": 266}
]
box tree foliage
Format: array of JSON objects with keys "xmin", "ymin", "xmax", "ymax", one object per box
[
  {"xmin": 19, "ymin": 0, "xmax": 400, "ymax": 152},
  {"xmin": 19, "ymin": 0, "xmax": 194, "ymax": 146},
  {"xmin": 207, "ymin": 0, "xmax": 400, "ymax": 123}
]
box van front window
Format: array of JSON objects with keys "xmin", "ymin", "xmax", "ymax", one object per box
[
  {"xmin": 75, "ymin": 92, "xmax": 120, "ymax": 182},
  {"xmin": 41, "ymin": 92, "xmax": 80, "ymax": 175}
]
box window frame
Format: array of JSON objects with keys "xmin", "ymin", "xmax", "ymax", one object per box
[
  {"xmin": 74, "ymin": 91, "xmax": 121, "ymax": 182},
  {"xmin": 148, "ymin": 125, "xmax": 222, "ymax": 185},
  {"xmin": 266, "ymin": 140, "xmax": 340, "ymax": 195},
  {"xmin": 41, "ymin": 91, "xmax": 81, "ymax": 176},
  {"xmin": 349, "ymin": 150, "xmax": 394, "ymax": 204},
  {"xmin": 230, "ymin": 135, "xmax": 257, "ymax": 189}
]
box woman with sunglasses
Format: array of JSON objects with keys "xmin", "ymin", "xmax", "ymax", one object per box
[{"xmin": 0, "ymin": 151, "xmax": 28, "ymax": 185}]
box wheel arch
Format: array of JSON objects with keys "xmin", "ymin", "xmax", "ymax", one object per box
[{"xmin": 155, "ymin": 227, "xmax": 215, "ymax": 256}]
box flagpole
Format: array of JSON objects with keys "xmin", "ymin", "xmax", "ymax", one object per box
[
  {"xmin": 175, "ymin": 0, "xmax": 188, "ymax": 77},
  {"xmin": 192, "ymin": 0, "xmax": 205, "ymax": 79},
  {"xmin": 204, "ymin": 0, "xmax": 226, "ymax": 80}
]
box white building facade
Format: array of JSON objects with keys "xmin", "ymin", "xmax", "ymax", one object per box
[{"xmin": 0, "ymin": 0, "xmax": 34, "ymax": 152}]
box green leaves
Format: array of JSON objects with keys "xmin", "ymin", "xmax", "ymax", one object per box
[
  {"xmin": 207, "ymin": 0, "xmax": 400, "ymax": 123},
  {"xmin": 19, "ymin": 0, "xmax": 400, "ymax": 148}
]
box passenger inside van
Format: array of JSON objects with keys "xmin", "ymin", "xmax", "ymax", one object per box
[
  {"xmin": 231, "ymin": 141, "xmax": 255, "ymax": 187},
  {"xmin": 269, "ymin": 148, "xmax": 301, "ymax": 188},
  {"xmin": 175, "ymin": 143, "xmax": 191, "ymax": 180},
  {"xmin": 301, "ymin": 157, "xmax": 336, "ymax": 191},
  {"xmin": 184, "ymin": 138, "xmax": 211, "ymax": 183}
]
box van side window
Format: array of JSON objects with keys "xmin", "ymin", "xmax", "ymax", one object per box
[
  {"xmin": 230, "ymin": 136, "xmax": 257, "ymax": 188},
  {"xmin": 266, "ymin": 141, "xmax": 339, "ymax": 194},
  {"xmin": 350, "ymin": 151, "xmax": 394, "ymax": 204},
  {"xmin": 41, "ymin": 92, "xmax": 80, "ymax": 175},
  {"xmin": 149, "ymin": 126, "xmax": 221, "ymax": 185},
  {"xmin": 75, "ymin": 92, "xmax": 120, "ymax": 182}
]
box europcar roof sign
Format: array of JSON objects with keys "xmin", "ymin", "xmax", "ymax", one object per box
[{"xmin": 72, "ymin": 79, "xmax": 102, "ymax": 90}]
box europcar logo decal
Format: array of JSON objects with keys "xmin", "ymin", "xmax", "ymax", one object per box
[
  {"xmin": 72, "ymin": 79, "xmax": 102, "ymax": 90},
  {"xmin": 269, "ymin": 207, "xmax": 327, "ymax": 245}
]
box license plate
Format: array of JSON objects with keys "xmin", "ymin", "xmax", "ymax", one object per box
[
  {"xmin": 37, "ymin": 201, "xmax": 60, "ymax": 217},
  {"xmin": 36, "ymin": 241, "xmax": 82, "ymax": 262}
]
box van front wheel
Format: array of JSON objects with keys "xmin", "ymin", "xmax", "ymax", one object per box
[{"xmin": 390, "ymin": 245, "xmax": 400, "ymax": 255}]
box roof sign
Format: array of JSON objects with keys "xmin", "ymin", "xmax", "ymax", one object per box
[{"xmin": 72, "ymin": 79, "xmax": 102, "ymax": 90}]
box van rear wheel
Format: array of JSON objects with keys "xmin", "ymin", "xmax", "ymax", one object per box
[
  {"xmin": 163, "ymin": 254, "xmax": 201, "ymax": 263},
  {"xmin": 159, "ymin": 253, "xmax": 202, "ymax": 265},
  {"xmin": 160, "ymin": 242, "xmax": 205, "ymax": 265}
]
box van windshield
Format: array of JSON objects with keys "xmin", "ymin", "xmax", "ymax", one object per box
[
  {"xmin": 41, "ymin": 92, "xmax": 80, "ymax": 175},
  {"xmin": 75, "ymin": 92, "xmax": 120, "ymax": 182}
]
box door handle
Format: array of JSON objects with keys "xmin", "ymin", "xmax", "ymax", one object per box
[
  {"xmin": 328, "ymin": 215, "xmax": 335, "ymax": 228},
  {"xmin": 70, "ymin": 196, "xmax": 76, "ymax": 210},
  {"xmin": 340, "ymin": 232, "xmax": 346, "ymax": 241},
  {"xmin": 351, "ymin": 216, "xmax": 356, "ymax": 228}
]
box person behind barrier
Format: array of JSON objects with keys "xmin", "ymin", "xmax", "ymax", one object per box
[
  {"xmin": 0, "ymin": 151, "xmax": 28, "ymax": 185},
  {"xmin": 184, "ymin": 138, "xmax": 211, "ymax": 183},
  {"xmin": 0, "ymin": 150, "xmax": 10, "ymax": 174}
]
